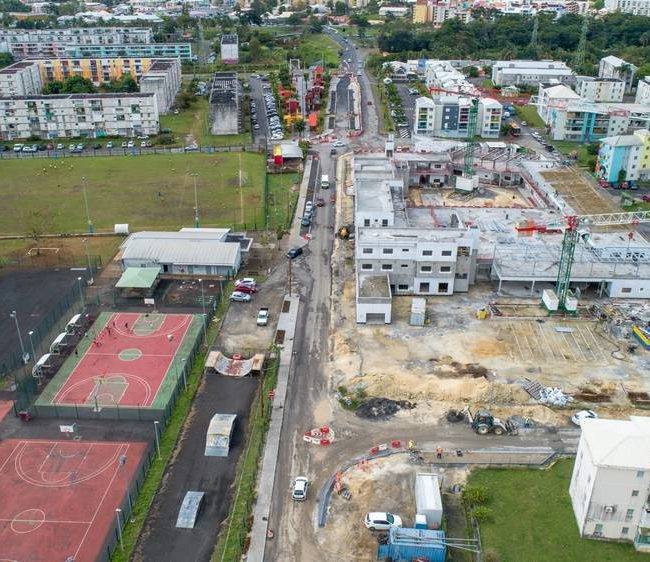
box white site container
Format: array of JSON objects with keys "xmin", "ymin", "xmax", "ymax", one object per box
[
  {"xmin": 565, "ymin": 295, "xmax": 578, "ymax": 312},
  {"xmin": 542, "ymin": 289, "xmax": 559, "ymax": 311},
  {"xmin": 415, "ymin": 473, "xmax": 443, "ymax": 527}
]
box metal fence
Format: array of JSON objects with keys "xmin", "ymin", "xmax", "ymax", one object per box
[{"xmin": 0, "ymin": 144, "xmax": 266, "ymax": 160}]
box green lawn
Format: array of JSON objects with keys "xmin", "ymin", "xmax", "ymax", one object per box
[
  {"xmin": 468, "ymin": 460, "xmax": 646, "ymax": 562},
  {"xmin": 159, "ymin": 98, "xmax": 252, "ymax": 147},
  {"xmin": 551, "ymin": 140, "xmax": 598, "ymax": 169},
  {"xmin": 0, "ymin": 153, "xmax": 268, "ymax": 235},
  {"xmin": 267, "ymin": 172, "xmax": 299, "ymax": 232},
  {"xmin": 296, "ymin": 33, "xmax": 341, "ymax": 67},
  {"xmin": 514, "ymin": 104, "xmax": 545, "ymax": 128}
]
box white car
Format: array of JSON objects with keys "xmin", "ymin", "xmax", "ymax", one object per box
[
  {"xmin": 230, "ymin": 291, "xmax": 251, "ymax": 302},
  {"xmin": 291, "ymin": 476, "xmax": 309, "ymax": 501},
  {"xmin": 364, "ymin": 512, "xmax": 403, "ymax": 531},
  {"xmin": 235, "ymin": 277, "xmax": 257, "ymax": 288},
  {"xmin": 127, "ymin": 140, "xmax": 135, "ymax": 149},
  {"xmin": 332, "ymin": 140, "xmax": 346, "ymax": 147},
  {"xmin": 305, "ymin": 201, "xmax": 314, "ymax": 213},
  {"xmin": 571, "ymin": 410, "xmax": 598, "ymax": 427}
]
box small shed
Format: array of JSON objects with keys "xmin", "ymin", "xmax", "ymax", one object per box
[
  {"xmin": 415, "ymin": 473, "xmax": 443, "ymax": 527},
  {"xmin": 410, "ymin": 298, "xmax": 426, "ymax": 326},
  {"xmin": 176, "ymin": 491, "xmax": 205, "ymax": 529},
  {"xmin": 205, "ymin": 413, "xmax": 237, "ymax": 457},
  {"xmin": 115, "ymin": 266, "xmax": 161, "ymax": 297},
  {"xmin": 377, "ymin": 527, "xmax": 446, "ymax": 562},
  {"xmin": 65, "ymin": 313, "xmax": 82, "ymax": 334}
]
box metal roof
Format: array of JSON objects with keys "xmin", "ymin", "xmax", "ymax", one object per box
[
  {"xmin": 116, "ymin": 267, "xmax": 161, "ymax": 288},
  {"xmin": 176, "ymin": 491, "xmax": 205, "ymax": 529},
  {"xmin": 121, "ymin": 232, "xmax": 240, "ymax": 267}
]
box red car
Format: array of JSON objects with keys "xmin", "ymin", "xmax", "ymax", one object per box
[
  {"xmin": 316, "ymin": 197, "xmax": 325, "ymax": 207},
  {"xmin": 235, "ymin": 284, "xmax": 257, "ymax": 294}
]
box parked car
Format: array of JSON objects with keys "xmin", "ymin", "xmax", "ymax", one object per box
[
  {"xmin": 127, "ymin": 141, "xmax": 134, "ymax": 149},
  {"xmin": 571, "ymin": 410, "xmax": 598, "ymax": 427},
  {"xmin": 229, "ymin": 291, "xmax": 252, "ymax": 302},
  {"xmin": 234, "ymin": 284, "xmax": 257, "ymax": 294},
  {"xmin": 332, "ymin": 140, "xmax": 346, "ymax": 147},
  {"xmin": 291, "ymin": 476, "xmax": 309, "ymax": 501},
  {"xmin": 315, "ymin": 197, "xmax": 325, "ymax": 207},
  {"xmin": 301, "ymin": 216, "xmax": 311, "ymax": 227},
  {"xmin": 185, "ymin": 143, "xmax": 198, "ymax": 152},
  {"xmin": 106, "ymin": 141, "xmax": 113, "ymax": 149},
  {"xmin": 93, "ymin": 143, "xmax": 102, "ymax": 150},
  {"xmin": 56, "ymin": 143, "xmax": 64, "ymax": 150},
  {"xmin": 235, "ymin": 277, "xmax": 257, "ymax": 287},
  {"xmin": 13, "ymin": 144, "xmax": 23, "ymax": 152},
  {"xmin": 256, "ymin": 307, "xmax": 269, "ymax": 327},
  {"xmin": 305, "ymin": 201, "xmax": 314, "ymax": 213},
  {"xmin": 364, "ymin": 512, "xmax": 403, "ymax": 531},
  {"xmin": 286, "ymin": 247, "xmax": 303, "ymax": 259}
]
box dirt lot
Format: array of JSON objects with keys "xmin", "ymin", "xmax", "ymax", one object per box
[
  {"xmin": 412, "ymin": 186, "xmax": 533, "ymax": 209},
  {"xmin": 539, "ymin": 168, "xmax": 618, "ymax": 216}
]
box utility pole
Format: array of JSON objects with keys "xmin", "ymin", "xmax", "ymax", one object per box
[{"xmin": 192, "ymin": 173, "xmax": 200, "ymax": 228}]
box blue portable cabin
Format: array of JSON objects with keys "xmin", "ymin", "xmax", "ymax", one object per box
[{"xmin": 378, "ymin": 527, "xmax": 446, "ymax": 562}]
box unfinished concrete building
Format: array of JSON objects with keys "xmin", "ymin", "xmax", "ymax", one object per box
[
  {"xmin": 353, "ymin": 139, "xmax": 650, "ymax": 323},
  {"xmin": 209, "ymin": 72, "xmax": 241, "ymax": 136}
]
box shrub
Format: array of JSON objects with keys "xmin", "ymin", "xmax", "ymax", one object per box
[
  {"xmin": 472, "ymin": 506, "xmax": 493, "ymax": 522},
  {"xmin": 462, "ymin": 485, "xmax": 489, "ymax": 507}
]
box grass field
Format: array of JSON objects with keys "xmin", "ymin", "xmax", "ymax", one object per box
[
  {"xmin": 159, "ymin": 98, "xmax": 252, "ymax": 147},
  {"xmin": 267, "ymin": 172, "xmax": 299, "ymax": 232},
  {"xmin": 0, "ymin": 153, "xmax": 272, "ymax": 235},
  {"xmin": 0, "ymin": 236, "xmax": 123, "ymax": 264},
  {"xmin": 515, "ymin": 104, "xmax": 545, "ymax": 128},
  {"xmin": 296, "ymin": 33, "xmax": 341, "ymax": 67},
  {"xmin": 468, "ymin": 460, "xmax": 646, "ymax": 562}
]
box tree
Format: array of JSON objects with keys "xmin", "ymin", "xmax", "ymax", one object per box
[
  {"xmin": 249, "ymin": 36, "xmax": 262, "ymax": 62},
  {"xmin": 463, "ymin": 65, "xmax": 479, "ymax": 77},
  {"xmin": 295, "ymin": 118, "xmax": 305, "ymax": 132},
  {"xmin": 309, "ymin": 15, "xmax": 323, "ymax": 33},
  {"xmin": 0, "ymin": 0, "xmax": 29, "ymax": 11},
  {"xmin": 0, "ymin": 52, "xmax": 14, "ymax": 70},
  {"xmin": 334, "ymin": 0, "xmax": 348, "ymax": 15}
]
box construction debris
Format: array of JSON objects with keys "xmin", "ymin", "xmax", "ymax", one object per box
[
  {"xmin": 355, "ymin": 398, "xmax": 416, "ymax": 419},
  {"xmin": 521, "ymin": 379, "xmax": 573, "ymax": 406}
]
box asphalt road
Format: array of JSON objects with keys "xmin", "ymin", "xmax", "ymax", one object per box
[{"xmin": 249, "ymin": 75, "xmax": 269, "ymax": 145}]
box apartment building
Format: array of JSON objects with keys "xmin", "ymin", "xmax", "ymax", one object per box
[
  {"xmin": 0, "ymin": 61, "xmax": 43, "ymax": 97},
  {"xmin": 220, "ymin": 34, "xmax": 239, "ymax": 65},
  {"xmin": 604, "ymin": 0, "xmax": 650, "ymax": 15},
  {"xmin": 412, "ymin": 0, "xmax": 472, "ymax": 24},
  {"xmin": 599, "ymin": 56, "xmax": 638, "ymax": 94},
  {"xmin": 414, "ymin": 95, "xmax": 502, "ymax": 139},
  {"xmin": 423, "ymin": 60, "xmax": 477, "ymax": 95},
  {"xmin": 636, "ymin": 76, "xmax": 650, "ymax": 105},
  {"xmin": 0, "ymin": 92, "xmax": 159, "ymax": 140},
  {"xmin": 576, "ymin": 76, "xmax": 625, "ymax": 103},
  {"xmin": 491, "ymin": 60, "xmax": 575, "ymax": 87},
  {"xmin": 569, "ymin": 416, "xmax": 650, "ymax": 552},
  {"xmin": 60, "ymin": 43, "xmax": 193, "ymax": 62},
  {"xmin": 597, "ymin": 129, "xmax": 650, "ymax": 184},
  {"xmin": 138, "ymin": 59, "xmax": 181, "ymax": 113},
  {"xmin": 0, "ymin": 28, "xmax": 153, "ymax": 59}
]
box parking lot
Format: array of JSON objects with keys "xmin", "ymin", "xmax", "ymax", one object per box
[{"xmin": 249, "ymin": 75, "xmax": 284, "ymax": 142}]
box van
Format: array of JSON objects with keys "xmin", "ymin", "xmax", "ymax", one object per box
[{"xmin": 321, "ymin": 174, "xmax": 330, "ymax": 189}]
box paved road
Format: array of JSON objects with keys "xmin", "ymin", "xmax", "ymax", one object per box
[{"xmin": 249, "ymin": 75, "xmax": 269, "ymax": 145}]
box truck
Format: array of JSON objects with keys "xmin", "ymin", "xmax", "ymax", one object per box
[
  {"xmin": 321, "ymin": 174, "xmax": 330, "ymax": 189},
  {"xmin": 256, "ymin": 307, "xmax": 269, "ymax": 326}
]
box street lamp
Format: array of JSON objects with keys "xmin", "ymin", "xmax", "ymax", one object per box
[
  {"xmin": 10, "ymin": 311, "xmax": 29, "ymax": 364},
  {"xmin": 198, "ymin": 277, "xmax": 206, "ymax": 317},
  {"xmin": 27, "ymin": 330, "xmax": 36, "ymax": 363},
  {"xmin": 115, "ymin": 509, "xmax": 123, "ymax": 549},
  {"xmin": 153, "ymin": 421, "xmax": 161, "ymax": 458}
]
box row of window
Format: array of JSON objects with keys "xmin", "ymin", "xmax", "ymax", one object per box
[
  {"xmin": 360, "ymin": 263, "xmax": 456, "ymax": 274},
  {"xmin": 361, "ymin": 247, "xmax": 456, "ymax": 257}
]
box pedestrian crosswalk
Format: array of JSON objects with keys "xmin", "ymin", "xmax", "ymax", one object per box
[{"xmin": 398, "ymin": 128, "xmax": 410, "ymax": 139}]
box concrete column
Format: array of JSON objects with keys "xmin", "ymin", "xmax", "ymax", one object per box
[
  {"xmin": 530, "ymin": 280, "xmax": 536, "ymax": 296},
  {"xmin": 497, "ymin": 278, "xmax": 503, "ymax": 295}
]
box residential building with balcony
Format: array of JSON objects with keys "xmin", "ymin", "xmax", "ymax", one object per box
[
  {"xmin": 491, "ymin": 60, "xmax": 575, "ymax": 87},
  {"xmin": 636, "ymin": 76, "xmax": 650, "ymax": 106},
  {"xmin": 598, "ymin": 55, "xmax": 638, "ymax": 94},
  {"xmin": 414, "ymin": 95, "xmax": 502, "ymax": 139},
  {"xmin": 569, "ymin": 416, "xmax": 650, "ymax": 552},
  {"xmin": 0, "ymin": 60, "xmax": 43, "ymax": 97},
  {"xmin": 0, "ymin": 92, "xmax": 159, "ymax": 140},
  {"xmin": 603, "ymin": 0, "xmax": 650, "ymax": 16},
  {"xmin": 576, "ymin": 76, "xmax": 625, "ymax": 103}
]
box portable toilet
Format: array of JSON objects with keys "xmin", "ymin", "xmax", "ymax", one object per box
[{"xmin": 410, "ymin": 298, "xmax": 426, "ymax": 326}]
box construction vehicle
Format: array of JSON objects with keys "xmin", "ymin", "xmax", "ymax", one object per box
[{"xmin": 466, "ymin": 408, "xmax": 516, "ymax": 436}]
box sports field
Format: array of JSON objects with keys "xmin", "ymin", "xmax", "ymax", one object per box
[
  {"xmin": 0, "ymin": 438, "xmax": 146, "ymax": 562},
  {"xmin": 36, "ymin": 312, "xmax": 203, "ymax": 413},
  {"xmin": 0, "ymin": 153, "xmax": 268, "ymax": 235}
]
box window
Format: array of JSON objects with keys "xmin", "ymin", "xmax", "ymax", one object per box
[
  {"xmin": 456, "ymin": 272, "xmax": 468, "ymax": 279},
  {"xmin": 422, "ymin": 250, "xmax": 433, "ymax": 256},
  {"xmin": 622, "ymin": 527, "xmax": 629, "ymax": 535},
  {"xmin": 361, "ymin": 264, "xmax": 372, "ymax": 270},
  {"xmin": 398, "ymin": 284, "xmax": 408, "ymax": 290},
  {"xmin": 402, "ymin": 248, "xmax": 409, "ymax": 252},
  {"xmin": 625, "ymin": 509, "xmax": 634, "ymax": 521},
  {"xmin": 401, "ymin": 264, "xmax": 409, "ymax": 268},
  {"xmin": 382, "ymin": 248, "xmax": 393, "ymax": 255},
  {"xmin": 440, "ymin": 266, "xmax": 451, "ymax": 273},
  {"xmin": 442, "ymin": 250, "xmax": 452, "ymax": 257},
  {"xmin": 438, "ymin": 282, "xmax": 449, "ymax": 292},
  {"xmin": 595, "ymin": 524, "xmax": 603, "ymax": 534},
  {"xmin": 621, "ymin": 288, "xmax": 632, "ymax": 293},
  {"xmin": 458, "ymin": 246, "xmax": 470, "ymax": 256},
  {"xmin": 420, "ymin": 266, "xmax": 432, "ymax": 272},
  {"xmin": 419, "ymin": 282, "xmax": 430, "ymax": 292},
  {"xmin": 636, "ymin": 471, "xmax": 644, "ymax": 478},
  {"xmin": 381, "ymin": 264, "xmax": 392, "ymax": 271},
  {"xmin": 632, "ymin": 490, "xmax": 639, "ymax": 497},
  {"xmin": 363, "ymin": 219, "xmax": 370, "ymax": 226},
  {"xmin": 362, "ymin": 248, "xmax": 372, "ymax": 254},
  {"xmin": 381, "ymin": 219, "xmax": 388, "ymax": 227}
]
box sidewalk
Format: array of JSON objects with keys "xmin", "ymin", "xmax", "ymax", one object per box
[{"xmin": 247, "ymin": 294, "xmax": 300, "ymax": 562}]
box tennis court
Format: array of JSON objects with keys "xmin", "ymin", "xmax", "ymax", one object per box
[
  {"xmin": 0, "ymin": 438, "xmax": 147, "ymax": 562},
  {"xmin": 35, "ymin": 312, "xmax": 203, "ymax": 417}
]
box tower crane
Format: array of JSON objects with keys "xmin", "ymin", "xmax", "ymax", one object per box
[{"xmin": 532, "ymin": 211, "xmax": 650, "ymax": 312}]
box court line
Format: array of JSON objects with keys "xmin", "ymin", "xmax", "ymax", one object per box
[
  {"xmin": 0, "ymin": 441, "xmax": 23, "ymax": 474},
  {"xmin": 1, "ymin": 518, "xmax": 91, "ymax": 524},
  {"xmin": 84, "ymin": 352, "xmax": 177, "ymax": 358},
  {"xmin": 73, "ymin": 443, "xmax": 130, "ymax": 561},
  {"xmin": 38, "ymin": 443, "xmax": 57, "ymax": 473}
]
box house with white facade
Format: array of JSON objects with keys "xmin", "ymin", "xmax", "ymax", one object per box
[
  {"xmin": 569, "ymin": 416, "xmax": 650, "ymax": 552},
  {"xmin": 535, "ymin": 82, "xmax": 581, "ymax": 125},
  {"xmin": 0, "ymin": 61, "xmax": 43, "ymax": 97},
  {"xmin": 636, "ymin": 76, "xmax": 650, "ymax": 106},
  {"xmin": 576, "ymin": 76, "xmax": 625, "ymax": 103},
  {"xmin": 603, "ymin": 0, "xmax": 650, "ymax": 16},
  {"xmin": 491, "ymin": 60, "xmax": 575, "ymax": 87},
  {"xmin": 598, "ymin": 56, "xmax": 638, "ymax": 94}
]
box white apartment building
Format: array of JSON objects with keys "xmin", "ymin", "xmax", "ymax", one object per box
[
  {"xmin": 220, "ymin": 34, "xmax": 239, "ymax": 65},
  {"xmin": 569, "ymin": 416, "xmax": 650, "ymax": 552},
  {"xmin": 636, "ymin": 76, "xmax": 650, "ymax": 106},
  {"xmin": 0, "ymin": 93, "xmax": 159, "ymax": 140},
  {"xmin": 604, "ymin": 0, "xmax": 650, "ymax": 15},
  {"xmin": 139, "ymin": 59, "xmax": 181, "ymax": 114},
  {"xmin": 0, "ymin": 61, "xmax": 43, "ymax": 97},
  {"xmin": 491, "ymin": 60, "xmax": 575, "ymax": 87},
  {"xmin": 536, "ymin": 83, "xmax": 582, "ymax": 124},
  {"xmin": 576, "ymin": 76, "xmax": 625, "ymax": 103},
  {"xmin": 423, "ymin": 60, "xmax": 477, "ymax": 95},
  {"xmin": 0, "ymin": 28, "xmax": 153, "ymax": 59},
  {"xmin": 414, "ymin": 96, "xmax": 502, "ymax": 139},
  {"xmin": 599, "ymin": 55, "xmax": 638, "ymax": 94}
]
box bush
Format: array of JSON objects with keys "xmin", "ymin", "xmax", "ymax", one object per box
[
  {"xmin": 462, "ymin": 485, "xmax": 489, "ymax": 507},
  {"xmin": 483, "ymin": 547, "xmax": 501, "ymax": 562},
  {"xmin": 158, "ymin": 133, "xmax": 175, "ymax": 145},
  {"xmin": 472, "ymin": 506, "xmax": 493, "ymax": 522}
]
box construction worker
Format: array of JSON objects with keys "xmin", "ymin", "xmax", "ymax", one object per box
[{"xmin": 436, "ymin": 446, "xmax": 443, "ymax": 460}]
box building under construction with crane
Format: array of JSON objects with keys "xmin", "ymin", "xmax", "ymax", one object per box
[{"xmin": 353, "ymin": 137, "xmax": 650, "ymax": 323}]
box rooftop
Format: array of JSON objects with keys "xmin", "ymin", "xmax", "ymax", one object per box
[
  {"xmin": 115, "ymin": 266, "xmax": 161, "ymax": 289},
  {"xmin": 358, "ymin": 274, "xmax": 391, "ymax": 299},
  {"xmin": 221, "ymin": 34, "xmax": 238, "ymax": 44},
  {"xmin": 541, "ymin": 84, "xmax": 581, "ymax": 99},
  {"xmin": 581, "ymin": 416, "xmax": 650, "ymax": 470},
  {"xmin": 600, "ymin": 134, "xmax": 643, "ymax": 147},
  {"xmin": 0, "ymin": 61, "xmax": 38, "ymax": 75}
]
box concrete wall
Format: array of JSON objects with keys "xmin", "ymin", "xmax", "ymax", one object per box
[
  {"xmin": 356, "ymin": 300, "xmax": 392, "ymax": 323},
  {"xmin": 607, "ymin": 279, "xmax": 650, "ymax": 299}
]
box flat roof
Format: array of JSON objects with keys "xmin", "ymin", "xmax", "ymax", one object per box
[
  {"xmin": 115, "ymin": 266, "xmax": 161, "ymax": 289},
  {"xmin": 358, "ymin": 274, "xmax": 391, "ymax": 298},
  {"xmin": 0, "ymin": 92, "xmax": 155, "ymax": 101}
]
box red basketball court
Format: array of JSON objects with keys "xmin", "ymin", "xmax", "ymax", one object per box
[
  {"xmin": 0, "ymin": 438, "xmax": 147, "ymax": 562},
  {"xmin": 50, "ymin": 312, "xmax": 194, "ymax": 408}
]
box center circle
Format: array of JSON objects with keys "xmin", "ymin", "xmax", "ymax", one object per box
[
  {"xmin": 11, "ymin": 508, "xmax": 45, "ymax": 534},
  {"xmin": 118, "ymin": 348, "xmax": 142, "ymax": 361}
]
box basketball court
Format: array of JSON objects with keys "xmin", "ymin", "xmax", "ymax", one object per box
[
  {"xmin": 0, "ymin": 438, "xmax": 147, "ymax": 562},
  {"xmin": 35, "ymin": 312, "xmax": 203, "ymax": 416}
]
